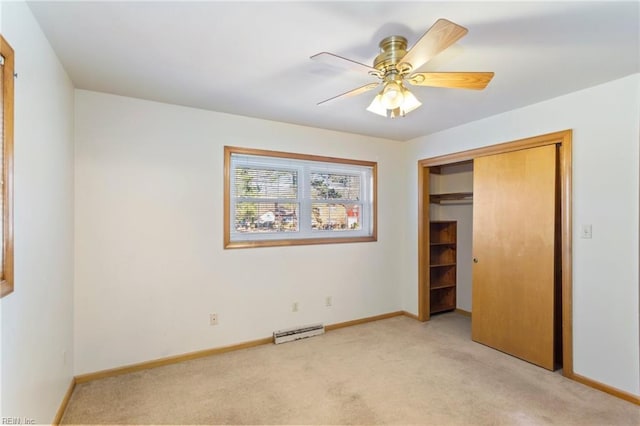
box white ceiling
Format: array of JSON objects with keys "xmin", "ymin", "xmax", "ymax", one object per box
[{"xmin": 27, "ymin": 1, "xmax": 639, "ymax": 141}]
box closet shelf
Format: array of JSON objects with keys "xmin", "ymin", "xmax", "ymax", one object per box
[
  {"xmin": 431, "ymin": 283, "xmax": 456, "ymax": 290},
  {"xmin": 430, "ymin": 262, "xmax": 456, "ymax": 268},
  {"xmin": 429, "ymin": 160, "xmax": 473, "ymax": 175},
  {"xmin": 430, "ymin": 192, "xmax": 473, "ymax": 205}
]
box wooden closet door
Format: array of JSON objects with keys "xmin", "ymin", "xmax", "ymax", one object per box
[{"xmin": 471, "ymin": 144, "xmax": 557, "ymax": 370}]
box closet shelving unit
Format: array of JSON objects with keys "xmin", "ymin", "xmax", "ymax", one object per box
[{"xmin": 429, "ymin": 221, "xmax": 457, "ymax": 314}]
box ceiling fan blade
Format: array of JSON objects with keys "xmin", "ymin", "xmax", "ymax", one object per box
[
  {"xmin": 398, "ymin": 19, "xmax": 468, "ymax": 72},
  {"xmin": 311, "ymin": 52, "xmax": 380, "ymax": 76},
  {"xmin": 317, "ymin": 82, "xmax": 381, "ymax": 105},
  {"xmin": 408, "ymin": 72, "xmax": 494, "ymax": 90}
]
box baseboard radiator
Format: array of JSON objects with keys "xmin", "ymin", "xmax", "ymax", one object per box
[{"xmin": 273, "ymin": 323, "xmax": 325, "ymax": 344}]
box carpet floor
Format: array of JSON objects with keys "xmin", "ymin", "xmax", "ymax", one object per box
[{"xmin": 62, "ymin": 313, "xmax": 640, "ymax": 425}]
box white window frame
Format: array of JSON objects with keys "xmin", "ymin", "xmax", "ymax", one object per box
[{"xmin": 224, "ymin": 146, "xmax": 377, "ymax": 249}]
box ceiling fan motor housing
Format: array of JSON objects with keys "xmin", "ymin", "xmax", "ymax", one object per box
[{"xmin": 373, "ymin": 35, "xmax": 409, "ymax": 78}]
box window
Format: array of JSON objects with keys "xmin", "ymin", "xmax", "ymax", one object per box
[
  {"xmin": 0, "ymin": 35, "xmax": 14, "ymax": 297},
  {"xmin": 224, "ymin": 146, "xmax": 377, "ymax": 248}
]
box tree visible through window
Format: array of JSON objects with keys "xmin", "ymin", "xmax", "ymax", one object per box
[
  {"xmin": 310, "ymin": 172, "xmax": 362, "ymax": 231},
  {"xmin": 0, "ymin": 35, "xmax": 14, "ymax": 298},
  {"xmin": 224, "ymin": 147, "xmax": 377, "ymax": 248},
  {"xmin": 234, "ymin": 167, "xmax": 299, "ymax": 233}
]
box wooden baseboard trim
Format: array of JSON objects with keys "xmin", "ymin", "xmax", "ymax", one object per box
[
  {"xmin": 455, "ymin": 308, "xmax": 472, "ymax": 317},
  {"xmin": 568, "ymin": 372, "xmax": 640, "ymax": 405},
  {"xmin": 75, "ymin": 336, "xmax": 273, "ymax": 384},
  {"xmin": 75, "ymin": 311, "xmax": 406, "ymax": 384},
  {"xmin": 52, "ymin": 377, "xmax": 76, "ymax": 425},
  {"xmin": 402, "ymin": 310, "xmax": 420, "ymax": 320},
  {"xmin": 325, "ymin": 311, "xmax": 405, "ymax": 331}
]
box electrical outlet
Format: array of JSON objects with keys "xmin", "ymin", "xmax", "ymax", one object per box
[
  {"xmin": 209, "ymin": 313, "xmax": 219, "ymax": 325},
  {"xmin": 325, "ymin": 296, "xmax": 332, "ymax": 307},
  {"xmin": 292, "ymin": 302, "xmax": 299, "ymax": 312}
]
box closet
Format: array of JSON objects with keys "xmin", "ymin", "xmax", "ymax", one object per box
[
  {"xmin": 418, "ymin": 130, "xmax": 572, "ymax": 372},
  {"xmin": 428, "ymin": 161, "xmax": 473, "ymax": 316}
]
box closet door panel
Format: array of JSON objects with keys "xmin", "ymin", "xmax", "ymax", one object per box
[{"xmin": 471, "ymin": 144, "xmax": 556, "ymax": 370}]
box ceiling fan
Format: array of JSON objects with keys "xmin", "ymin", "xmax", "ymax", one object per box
[{"xmin": 311, "ymin": 19, "xmax": 494, "ymax": 118}]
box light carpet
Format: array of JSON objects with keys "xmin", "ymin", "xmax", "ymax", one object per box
[{"xmin": 62, "ymin": 313, "xmax": 640, "ymax": 425}]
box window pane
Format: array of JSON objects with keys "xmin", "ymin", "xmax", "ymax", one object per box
[
  {"xmin": 310, "ymin": 173, "xmax": 360, "ymax": 200},
  {"xmin": 235, "ymin": 202, "xmax": 299, "ymax": 233},
  {"xmin": 235, "ymin": 167, "xmax": 297, "ymax": 199},
  {"xmin": 311, "ymin": 203, "xmax": 361, "ymax": 231}
]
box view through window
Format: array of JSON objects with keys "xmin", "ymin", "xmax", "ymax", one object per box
[{"xmin": 224, "ymin": 147, "xmax": 377, "ymax": 248}]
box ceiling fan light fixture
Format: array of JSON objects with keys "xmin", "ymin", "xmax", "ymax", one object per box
[
  {"xmin": 389, "ymin": 107, "xmax": 403, "ymax": 119},
  {"xmin": 380, "ymin": 81, "xmax": 404, "ymax": 109},
  {"xmin": 401, "ymin": 89, "xmax": 422, "ymax": 114},
  {"xmin": 367, "ymin": 81, "xmax": 422, "ymax": 118},
  {"xmin": 366, "ymin": 93, "xmax": 387, "ymax": 117}
]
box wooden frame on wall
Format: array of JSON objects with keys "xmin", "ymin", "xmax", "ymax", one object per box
[
  {"xmin": 417, "ymin": 130, "xmax": 573, "ymax": 375},
  {"xmin": 0, "ymin": 35, "xmax": 15, "ymax": 298}
]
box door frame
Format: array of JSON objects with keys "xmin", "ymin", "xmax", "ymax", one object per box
[{"xmin": 417, "ymin": 129, "xmax": 573, "ymax": 376}]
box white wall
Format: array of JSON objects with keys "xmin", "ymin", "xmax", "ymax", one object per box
[
  {"xmin": 403, "ymin": 74, "xmax": 640, "ymax": 396},
  {"xmin": 0, "ymin": 1, "xmax": 75, "ymax": 423},
  {"xmin": 74, "ymin": 90, "xmax": 406, "ymax": 374}
]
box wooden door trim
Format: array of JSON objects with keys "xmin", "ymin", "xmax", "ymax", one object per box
[
  {"xmin": 417, "ymin": 129, "xmax": 573, "ymax": 376},
  {"xmin": 417, "ymin": 165, "xmax": 430, "ymax": 320}
]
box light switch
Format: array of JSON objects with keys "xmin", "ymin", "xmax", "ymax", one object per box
[{"xmin": 580, "ymin": 224, "xmax": 592, "ymax": 239}]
